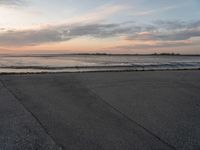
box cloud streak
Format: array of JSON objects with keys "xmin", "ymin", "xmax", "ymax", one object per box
[
  {"xmin": 0, "ymin": 23, "xmax": 132, "ymax": 46},
  {"xmin": 114, "ymin": 41, "xmax": 194, "ymax": 50},
  {"xmin": 132, "ymin": 5, "xmax": 178, "ymax": 16},
  {"xmin": 126, "ymin": 20, "xmax": 200, "ymax": 41},
  {"xmin": 0, "ymin": 0, "xmax": 24, "ymax": 6},
  {"xmin": 0, "ymin": 20, "xmax": 200, "ymax": 48},
  {"xmin": 66, "ymin": 4, "xmax": 129, "ymax": 24}
]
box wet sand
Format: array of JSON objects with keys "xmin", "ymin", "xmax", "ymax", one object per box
[{"xmin": 0, "ymin": 70, "xmax": 200, "ymax": 150}]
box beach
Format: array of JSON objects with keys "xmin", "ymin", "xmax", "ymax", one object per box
[{"xmin": 0, "ymin": 70, "xmax": 200, "ymax": 150}]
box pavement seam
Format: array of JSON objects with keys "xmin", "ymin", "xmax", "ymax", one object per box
[
  {"xmin": 80, "ymin": 83, "xmax": 177, "ymax": 150},
  {"xmin": 0, "ymin": 78, "xmax": 63, "ymax": 150}
]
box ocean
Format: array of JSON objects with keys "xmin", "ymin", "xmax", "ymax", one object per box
[{"xmin": 0, "ymin": 54, "xmax": 200, "ymax": 73}]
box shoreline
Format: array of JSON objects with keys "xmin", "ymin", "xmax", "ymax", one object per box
[
  {"xmin": 1, "ymin": 53, "xmax": 200, "ymax": 57},
  {"xmin": 0, "ymin": 67, "xmax": 200, "ymax": 75}
]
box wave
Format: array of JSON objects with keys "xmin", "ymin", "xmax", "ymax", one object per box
[{"xmin": 0, "ymin": 62, "xmax": 200, "ymax": 70}]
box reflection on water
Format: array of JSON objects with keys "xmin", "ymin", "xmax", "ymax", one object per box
[{"xmin": 0, "ymin": 54, "xmax": 200, "ymax": 73}]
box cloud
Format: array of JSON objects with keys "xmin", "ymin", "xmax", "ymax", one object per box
[
  {"xmin": 0, "ymin": 23, "xmax": 133, "ymax": 46},
  {"xmin": 67, "ymin": 4, "xmax": 129, "ymax": 24},
  {"xmin": 126, "ymin": 29, "xmax": 200, "ymax": 41},
  {"xmin": 132, "ymin": 6, "xmax": 178, "ymax": 16},
  {"xmin": 114, "ymin": 41, "xmax": 194, "ymax": 51},
  {"xmin": 0, "ymin": 20, "xmax": 200, "ymax": 47},
  {"xmin": 0, "ymin": 28, "xmax": 5, "ymax": 31},
  {"xmin": 112, "ymin": 20, "xmax": 200, "ymax": 50},
  {"xmin": 126, "ymin": 20, "xmax": 200, "ymax": 41},
  {"xmin": 157, "ymin": 30, "xmax": 200, "ymax": 41},
  {"xmin": 0, "ymin": 3, "xmax": 131, "ymax": 46},
  {"xmin": 0, "ymin": 0, "xmax": 24, "ymax": 6}
]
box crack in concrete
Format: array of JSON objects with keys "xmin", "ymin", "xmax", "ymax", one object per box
[
  {"xmin": 0, "ymin": 78, "xmax": 63, "ymax": 150},
  {"xmin": 78, "ymin": 80, "xmax": 178, "ymax": 150}
]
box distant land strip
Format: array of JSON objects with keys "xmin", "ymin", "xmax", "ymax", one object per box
[{"xmin": 1, "ymin": 53, "xmax": 200, "ymax": 57}]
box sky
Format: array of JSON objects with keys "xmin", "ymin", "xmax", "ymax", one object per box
[{"xmin": 0, "ymin": 0, "xmax": 200, "ymax": 54}]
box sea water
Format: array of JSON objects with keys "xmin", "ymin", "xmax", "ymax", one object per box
[{"xmin": 0, "ymin": 54, "xmax": 200, "ymax": 73}]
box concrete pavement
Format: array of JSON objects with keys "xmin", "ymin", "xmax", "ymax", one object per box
[{"xmin": 0, "ymin": 70, "xmax": 200, "ymax": 150}]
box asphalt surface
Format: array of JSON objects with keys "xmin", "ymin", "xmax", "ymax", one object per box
[{"xmin": 0, "ymin": 70, "xmax": 200, "ymax": 150}]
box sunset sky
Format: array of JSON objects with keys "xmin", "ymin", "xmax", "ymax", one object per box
[{"xmin": 0, "ymin": 0, "xmax": 200, "ymax": 54}]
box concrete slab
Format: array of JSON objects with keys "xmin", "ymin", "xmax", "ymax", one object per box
[
  {"xmin": 0, "ymin": 80, "xmax": 61, "ymax": 150},
  {"xmin": 78, "ymin": 71, "xmax": 200, "ymax": 150},
  {"xmin": 1, "ymin": 73, "xmax": 173, "ymax": 150}
]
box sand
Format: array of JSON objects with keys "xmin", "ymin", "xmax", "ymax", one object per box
[{"xmin": 0, "ymin": 70, "xmax": 200, "ymax": 150}]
